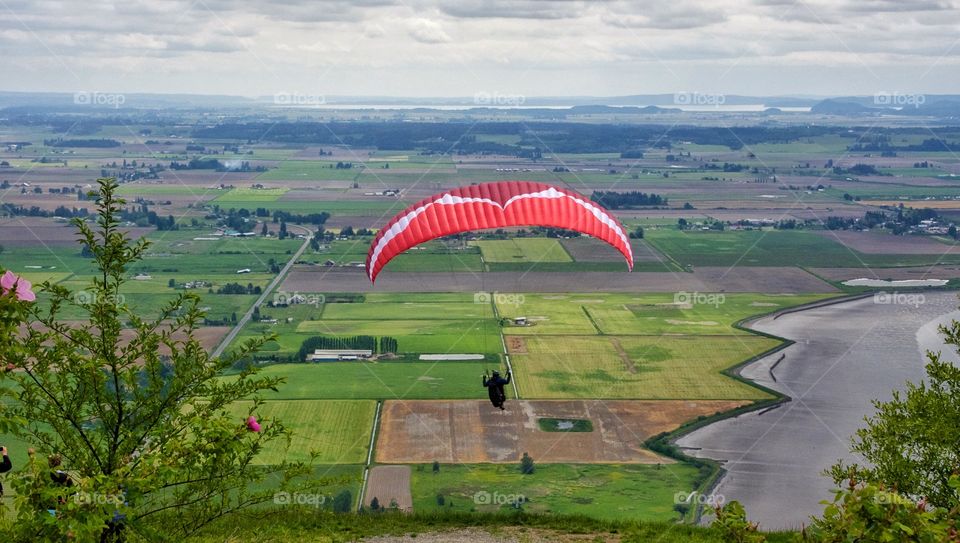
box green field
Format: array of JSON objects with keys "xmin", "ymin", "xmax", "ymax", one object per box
[
  {"xmin": 473, "ymin": 239, "xmax": 573, "ymax": 263},
  {"xmin": 295, "ymin": 319, "xmax": 500, "ymax": 354},
  {"xmin": 511, "ymin": 335, "xmax": 777, "ymax": 399},
  {"xmin": 496, "ymin": 293, "xmax": 828, "ymax": 336},
  {"xmin": 300, "ymin": 239, "xmax": 484, "ymax": 272},
  {"xmin": 231, "ymin": 293, "xmax": 502, "ymax": 358},
  {"xmin": 645, "ymin": 228, "xmax": 960, "ymax": 267},
  {"xmin": 256, "ymin": 161, "xmax": 366, "ymax": 181},
  {"xmin": 496, "ymin": 293, "xmax": 828, "ymax": 399},
  {"xmin": 116, "ymin": 184, "xmax": 221, "ymax": 197},
  {"xmin": 227, "ymin": 400, "xmax": 375, "ymax": 464},
  {"xmin": 213, "ymin": 187, "xmax": 289, "ymax": 203},
  {"xmin": 409, "ymin": 463, "xmax": 702, "ymax": 521},
  {"xmin": 229, "ymin": 362, "xmax": 498, "ymax": 400},
  {"xmin": 537, "ymin": 418, "xmax": 593, "ymax": 432}
]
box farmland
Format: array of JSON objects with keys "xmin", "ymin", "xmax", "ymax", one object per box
[
  {"xmin": 509, "ymin": 335, "xmax": 778, "ymax": 399},
  {"xmin": 228, "ymin": 293, "xmax": 502, "ymax": 359},
  {"xmin": 376, "ymin": 400, "xmax": 748, "ymax": 463},
  {"xmin": 227, "ymin": 362, "xmax": 492, "ymax": 400},
  {"xmin": 645, "ymin": 229, "xmax": 960, "ymax": 268},
  {"xmin": 409, "ymin": 463, "xmax": 703, "ymax": 521},
  {"xmin": 227, "ymin": 400, "xmax": 376, "ymax": 464},
  {"xmin": 3, "ymin": 107, "xmax": 960, "ymax": 537},
  {"xmin": 472, "ymin": 239, "xmax": 573, "ymax": 263}
]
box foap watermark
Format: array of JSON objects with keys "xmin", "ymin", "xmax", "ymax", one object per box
[
  {"xmin": 874, "ymin": 492, "xmax": 915, "ymax": 506},
  {"xmin": 73, "ymin": 91, "xmax": 126, "ymax": 108},
  {"xmin": 874, "ymin": 291, "xmax": 925, "ymax": 308},
  {"xmin": 674, "ymin": 491, "xmax": 726, "ymax": 507},
  {"xmin": 273, "ymin": 491, "xmax": 327, "ymax": 508},
  {"xmin": 874, "ymin": 91, "xmax": 926, "ymax": 108},
  {"xmin": 474, "ymin": 291, "xmax": 525, "ymax": 307},
  {"xmin": 674, "ymin": 91, "xmax": 726, "ymax": 107},
  {"xmin": 73, "ymin": 491, "xmax": 125, "ymax": 506},
  {"xmin": 473, "ymin": 91, "xmax": 526, "ymax": 107},
  {"xmin": 473, "ymin": 490, "xmax": 526, "ymax": 506},
  {"xmin": 74, "ymin": 291, "xmax": 126, "ymax": 306},
  {"xmin": 273, "ymin": 290, "xmax": 325, "ymax": 306},
  {"xmin": 674, "ymin": 291, "xmax": 725, "ymax": 308},
  {"xmin": 273, "ymin": 92, "xmax": 326, "ymax": 106}
]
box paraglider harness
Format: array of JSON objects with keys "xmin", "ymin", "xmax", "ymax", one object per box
[{"xmin": 482, "ymin": 370, "xmax": 511, "ymax": 410}]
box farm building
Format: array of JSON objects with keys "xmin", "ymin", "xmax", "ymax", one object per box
[{"xmin": 309, "ymin": 349, "xmax": 374, "ymax": 362}]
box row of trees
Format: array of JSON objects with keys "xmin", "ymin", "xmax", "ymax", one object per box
[
  {"xmin": 297, "ymin": 334, "xmax": 399, "ymax": 360},
  {"xmin": 591, "ymin": 190, "xmax": 667, "ymax": 209}
]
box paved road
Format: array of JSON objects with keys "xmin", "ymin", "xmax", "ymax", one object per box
[
  {"xmin": 210, "ymin": 225, "xmax": 313, "ymax": 359},
  {"xmin": 677, "ymin": 291, "xmax": 960, "ymax": 530}
]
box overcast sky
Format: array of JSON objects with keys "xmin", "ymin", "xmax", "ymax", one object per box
[{"xmin": 2, "ymin": 0, "xmax": 959, "ymax": 98}]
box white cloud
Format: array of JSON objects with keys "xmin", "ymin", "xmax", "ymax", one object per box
[
  {"xmin": 407, "ymin": 18, "xmax": 452, "ymax": 44},
  {"xmin": 1, "ymin": 0, "xmax": 959, "ymax": 96}
]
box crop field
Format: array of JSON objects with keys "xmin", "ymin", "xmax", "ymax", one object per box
[
  {"xmin": 228, "ymin": 197, "xmax": 402, "ymax": 214},
  {"xmin": 300, "ymin": 239, "xmax": 484, "ymax": 272},
  {"xmin": 321, "ymin": 300, "xmax": 493, "ymax": 320},
  {"xmin": 295, "ymin": 319, "xmax": 500, "ymax": 353},
  {"xmin": 493, "ymin": 292, "xmax": 827, "ymax": 399},
  {"xmin": 376, "ymin": 400, "xmax": 748, "ymax": 464},
  {"xmin": 116, "ymin": 184, "xmax": 223, "ymax": 196},
  {"xmin": 496, "ymin": 293, "xmax": 829, "ymax": 336},
  {"xmin": 231, "ymin": 362, "xmax": 493, "ymax": 400},
  {"xmin": 231, "ymin": 293, "xmax": 502, "ymax": 358},
  {"xmin": 256, "ymin": 161, "xmax": 367, "ymax": 181},
  {"xmin": 472, "ymin": 239, "xmax": 573, "ymax": 263},
  {"xmin": 227, "ymin": 400, "xmax": 375, "ymax": 464},
  {"xmin": 645, "ymin": 228, "xmax": 960, "ymax": 267},
  {"xmin": 365, "ymin": 466, "xmax": 413, "ymax": 511},
  {"xmin": 409, "ymin": 463, "xmax": 702, "ymax": 521},
  {"xmin": 212, "ymin": 187, "xmax": 289, "ymax": 202},
  {"xmin": 510, "ymin": 335, "xmax": 777, "ymax": 399}
]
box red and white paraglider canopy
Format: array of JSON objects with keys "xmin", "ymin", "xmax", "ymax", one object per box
[{"xmin": 365, "ymin": 180, "xmax": 633, "ymax": 283}]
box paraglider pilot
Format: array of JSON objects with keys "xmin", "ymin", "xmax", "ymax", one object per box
[{"xmin": 483, "ymin": 370, "xmax": 511, "ymax": 410}]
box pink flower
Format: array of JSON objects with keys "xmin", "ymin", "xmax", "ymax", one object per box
[
  {"xmin": 1, "ymin": 270, "xmax": 35, "ymax": 302},
  {"xmin": 246, "ymin": 416, "xmax": 261, "ymax": 433}
]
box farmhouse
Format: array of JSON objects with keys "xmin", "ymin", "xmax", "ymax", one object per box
[{"xmin": 308, "ymin": 349, "xmax": 374, "ymax": 362}]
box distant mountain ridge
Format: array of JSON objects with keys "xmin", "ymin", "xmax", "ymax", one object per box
[{"xmin": 3, "ymin": 91, "xmax": 960, "ymax": 118}]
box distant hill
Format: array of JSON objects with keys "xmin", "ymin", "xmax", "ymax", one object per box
[
  {"xmin": 810, "ymin": 99, "xmax": 883, "ymax": 115},
  {"xmin": 810, "ymin": 95, "xmax": 960, "ymax": 118},
  {"xmin": 568, "ymin": 104, "xmax": 681, "ymax": 114}
]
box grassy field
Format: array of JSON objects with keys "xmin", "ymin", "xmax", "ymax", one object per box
[
  {"xmin": 231, "ymin": 293, "xmax": 502, "ymax": 358},
  {"xmin": 409, "ymin": 462, "xmax": 702, "ymax": 521},
  {"xmin": 213, "ymin": 187, "xmax": 290, "ymax": 203},
  {"xmin": 300, "ymin": 239, "xmax": 484, "ymax": 272},
  {"xmin": 256, "ymin": 161, "xmax": 365, "ymax": 181},
  {"xmin": 496, "ymin": 293, "xmax": 829, "ymax": 336},
  {"xmin": 295, "ymin": 319, "xmax": 500, "ymax": 354},
  {"xmin": 229, "ymin": 362, "xmax": 495, "ymax": 400},
  {"xmin": 227, "ymin": 400, "xmax": 376, "ymax": 464},
  {"xmin": 510, "ymin": 335, "xmax": 777, "ymax": 399},
  {"xmin": 116, "ymin": 184, "xmax": 222, "ymax": 196},
  {"xmin": 645, "ymin": 228, "xmax": 960, "ymax": 267},
  {"xmin": 473, "ymin": 239, "xmax": 573, "ymax": 263},
  {"xmin": 496, "ymin": 293, "xmax": 826, "ymax": 399}
]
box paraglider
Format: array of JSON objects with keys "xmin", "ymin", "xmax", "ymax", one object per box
[
  {"xmin": 365, "ymin": 181, "xmax": 633, "ymax": 283},
  {"xmin": 483, "ymin": 370, "xmax": 511, "ymax": 410}
]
